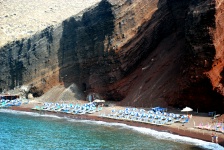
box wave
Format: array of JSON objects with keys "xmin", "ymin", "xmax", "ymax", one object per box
[
  {"xmin": 67, "ymin": 119, "xmax": 223, "ymax": 150},
  {"xmin": 0, "ymin": 109, "xmax": 63, "ymax": 119},
  {"xmin": 129, "ymin": 126, "xmax": 223, "ymax": 150},
  {"xmin": 1, "ymin": 109, "xmax": 223, "ymax": 150}
]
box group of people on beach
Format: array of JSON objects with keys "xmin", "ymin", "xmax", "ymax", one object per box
[{"xmin": 211, "ymin": 133, "xmax": 218, "ymax": 143}]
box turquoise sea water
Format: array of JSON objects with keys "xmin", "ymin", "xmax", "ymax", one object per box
[{"xmin": 0, "ymin": 109, "xmax": 223, "ymax": 150}]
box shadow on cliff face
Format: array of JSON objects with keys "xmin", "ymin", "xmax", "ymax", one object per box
[
  {"xmin": 177, "ymin": 79, "xmax": 224, "ymax": 113},
  {"xmin": 117, "ymin": 0, "xmax": 224, "ymax": 113},
  {"xmin": 58, "ymin": 0, "xmax": 117, "ymax": 99},
  {"xmin": 0, "ymin": 26, "xmax": 55, "ymax": 96},
  {"xmin": 0, "ymin": 41, "xmax": 26, "ymax": 91},
  {"xmin": 180, "ymin": 0, "xmax": 224, "ymax": 113},
  {"xmin": 162, "ymin": 0, "xmax": 224, "ymax": 113},
  {"xmin": 8, "ymin": 47, "xmax": 25, "ymax": 89}
]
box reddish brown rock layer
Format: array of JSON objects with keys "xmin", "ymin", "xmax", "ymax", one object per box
[
  {"xmin": 115, "ymin": 0, "xmax": 224, "ymax": 113},
  {"xmin": 207, "ymin": 0, "xmax": 224, "ymax": 95},
  {"xmin": 1, "ymin": 0, "xmax": 224, "ymax": 113}
]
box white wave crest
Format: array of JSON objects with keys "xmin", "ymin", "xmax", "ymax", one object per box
[
  {"xmin": 1, "ymin": 109, "xmax": 223, "ymax": 150},
  {"xmin": 128, "ymin": 126, "xmax": 223, "ymax": 150},
  {"xmin": 66, "ymin": 119, "xmax": 224, "ymax": 150},
  {"xmin": 0, "ymin": 109, "xmax": 63, "ymax": 119}
]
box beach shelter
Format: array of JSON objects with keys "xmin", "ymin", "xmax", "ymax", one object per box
[
  {"xmin": 93, "ymin": 99, "xmax": 105, "ymax": 106},
  {"xmin": 181, "ymin": 107, "xmax": 193, "ymax": 114},
  {"xmin": 93, "ymin": 99, "xmax": 105, "ymax": 103}
]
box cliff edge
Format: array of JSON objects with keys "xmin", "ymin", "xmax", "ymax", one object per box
[{"xmin": 0, "ymin": 0, "xmax": 223, "ymax": 113}]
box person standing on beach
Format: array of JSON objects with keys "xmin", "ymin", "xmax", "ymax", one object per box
[
  {"xmin": 211, "ymin": 133, "xmax": 214, "ymax": 142},
  {"xmin": 215, "ymin": 133, "xmax": 218, "ymax": 143},
  {"xmin": 213, "ymin": 133, "xmax": 218, "ymax": 143}
]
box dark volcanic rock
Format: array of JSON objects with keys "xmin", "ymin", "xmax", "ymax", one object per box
[
  {"xmin": 0, "ymin": 0, "xmax": 224, "ymax": 113},
  {"xmin": 0, "ymin": 26, "xmax": 61, "ymax": 93}
]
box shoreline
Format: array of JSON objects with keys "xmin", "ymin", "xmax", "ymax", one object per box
[{"xmin": 9, "ymin": 103, "xmax": 224, "ymax": 147}]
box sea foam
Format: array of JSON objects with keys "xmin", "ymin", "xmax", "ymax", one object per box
[
  {"xmin": 0, "ymin": 109, "xmax": 63, "ymax": 119},
  {"xmin": 1, "ymin": 109, "xmax": 223, "ymax": 150},
  {"xmin": 67, "ymin": 119, "xmax": 223, "ymax": 150}
]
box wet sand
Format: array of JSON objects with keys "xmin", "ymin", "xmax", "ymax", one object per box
[{"xmin": 10, "ymin": 100, "xmax": 224, "ymax": 147}]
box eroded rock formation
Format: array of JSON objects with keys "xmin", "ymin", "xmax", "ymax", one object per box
[
  {"xmin": 207, "ymin": 0, "xmax": 224, "ymax": 95},
  {"xmin": 0, "ymin": 0, "xmax": 224, "ymax": 113}
]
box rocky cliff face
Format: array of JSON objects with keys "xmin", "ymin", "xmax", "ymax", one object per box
[
  {"xmin": 176, "ymin": 0, "xmax": 224, "ymax": 113},
  {"xmin": 118, "ymin": 0, "xmax": 224, "ymax": 112},
  {"xmin": 0, "ymin": 0, "xmax": 158, "ymax": 98},
  {"xmin": 0, "ymin": 0, "xmax": 224, "ymax": 113},
  {"xmin": 207, "ymin": 0, "xmax": 224, "ymax": 95}
]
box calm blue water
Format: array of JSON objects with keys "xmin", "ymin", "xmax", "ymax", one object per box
[{"xmin": 0, "ymin": 109, "xmax": 223, "ymax": 150}]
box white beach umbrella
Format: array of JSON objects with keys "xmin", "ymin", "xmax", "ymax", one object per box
[
  {"xmin": 93, "ymin": 99, "xmax": 105, "ymax": 103},
  {"xmin": 181, "ymin": 107, "xmax": 193, "ymax": 114},
  {"xmin": 181, "ymin": 107, "xmax": 193, "ymax": 112}
]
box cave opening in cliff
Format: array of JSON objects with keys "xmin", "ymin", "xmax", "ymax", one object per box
[
  {"xmin": 82, "ymin": 83, "xmax": 87, "ymax": 92},
  {"xmin": 178, "ymin": 78, "xmax": 224, "ymax": 113},
  {"xmin": 29, "ymin": 86, "xmax": 44, "ymax": 98}
]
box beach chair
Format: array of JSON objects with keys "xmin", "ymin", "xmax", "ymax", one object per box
[
  {"xmin": 160, "ymin": 116, "xmax": 166, "ymax": 120},
  {"xmin": 141, "ymin": 117, "xmax": 148, "ymax": 123},
  {"xmin": 150, "ymin": 119, "xmax": 157, "ymax": 125},
  {"xmin": 97, "ymin": 106, "xmax": 103, "ymax": 112},
  {"xmin": 209, "ymin": 123, "xmax": 220, "ymax": 131},
  {"xmin": 31, "ymin": 105, "xmax": 41, "ymax": 110},
  {"xmin": 176, "ymin": 114, "xmax": 181, "ymax": 118},
  {"xmin": 163, "ymin": 112, "xmax": 167, "ymax": 116},
  {"xmin": 173, "ymin": 117, "xmax": 181, "ymax": 123},
  {"xmin": 164, "ymin": 117, "xmax": 174, "ymax": 125},
  {"xmin": 148, "ymin": 110, "xmax": 154, "ymax": 114},
  {"xmin": 162, "ymin": 119, "xmax": 168, "ymax": 124},
  {"xmin": 156, "ymin": 120, "xmax": 165, "ymax": 126},
  {"xmin": 216, "ymin": 126, "xmax": 224, "ymax": 133},
  {"xmin": 216, "ymin": 123, "xmax": 222, "ymax": 128},
  {"xmin": 53, "ymin": 105, "xmax": 61, "ymax": 112}
]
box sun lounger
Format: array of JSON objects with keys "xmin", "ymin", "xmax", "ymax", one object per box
[
  {"xmin": 31, "ymin": 106, "xmax": 41, "ymax": 110},
  {"xmin": 150, "ymin": 120, "xmax": 157, "ymax": 125},
  {"xmin": 180, "ymin": 118, "xmax": 189, "ymax": 124},
  {"xmin": 156, "ymin": 120, "xmax": 165, "ymax": 126},
  {"xmin": 209, "ymin": 123, "xmax": 222, "ymax": 131},
  {"xmin": 215, "ymin": 126, "xmax": 224, "ymax": 133},
  {"xmin": 173, "ymin": 118, "xmax": 181, "ymax": 123},
  {"xmin": 163, "ymin": 117, "xmax": 174, "ymax": 125},
  {"xmin": 165, "ymin": 120, "xmax": 174, "ymax": 125}
]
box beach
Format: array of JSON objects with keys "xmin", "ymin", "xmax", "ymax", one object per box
[{"xmin": 10, "ymin": 99, "xmax": 224, "ymax": 147}]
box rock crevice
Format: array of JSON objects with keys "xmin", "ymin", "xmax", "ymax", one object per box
[{"xmin": 0, "ymin": 0, "xmax": 224, "ymax": 112}]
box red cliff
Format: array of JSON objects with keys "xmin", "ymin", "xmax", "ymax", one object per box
[{"xmin": 0, "ymin": 0, "xmax": 223, "ymax": 113}]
